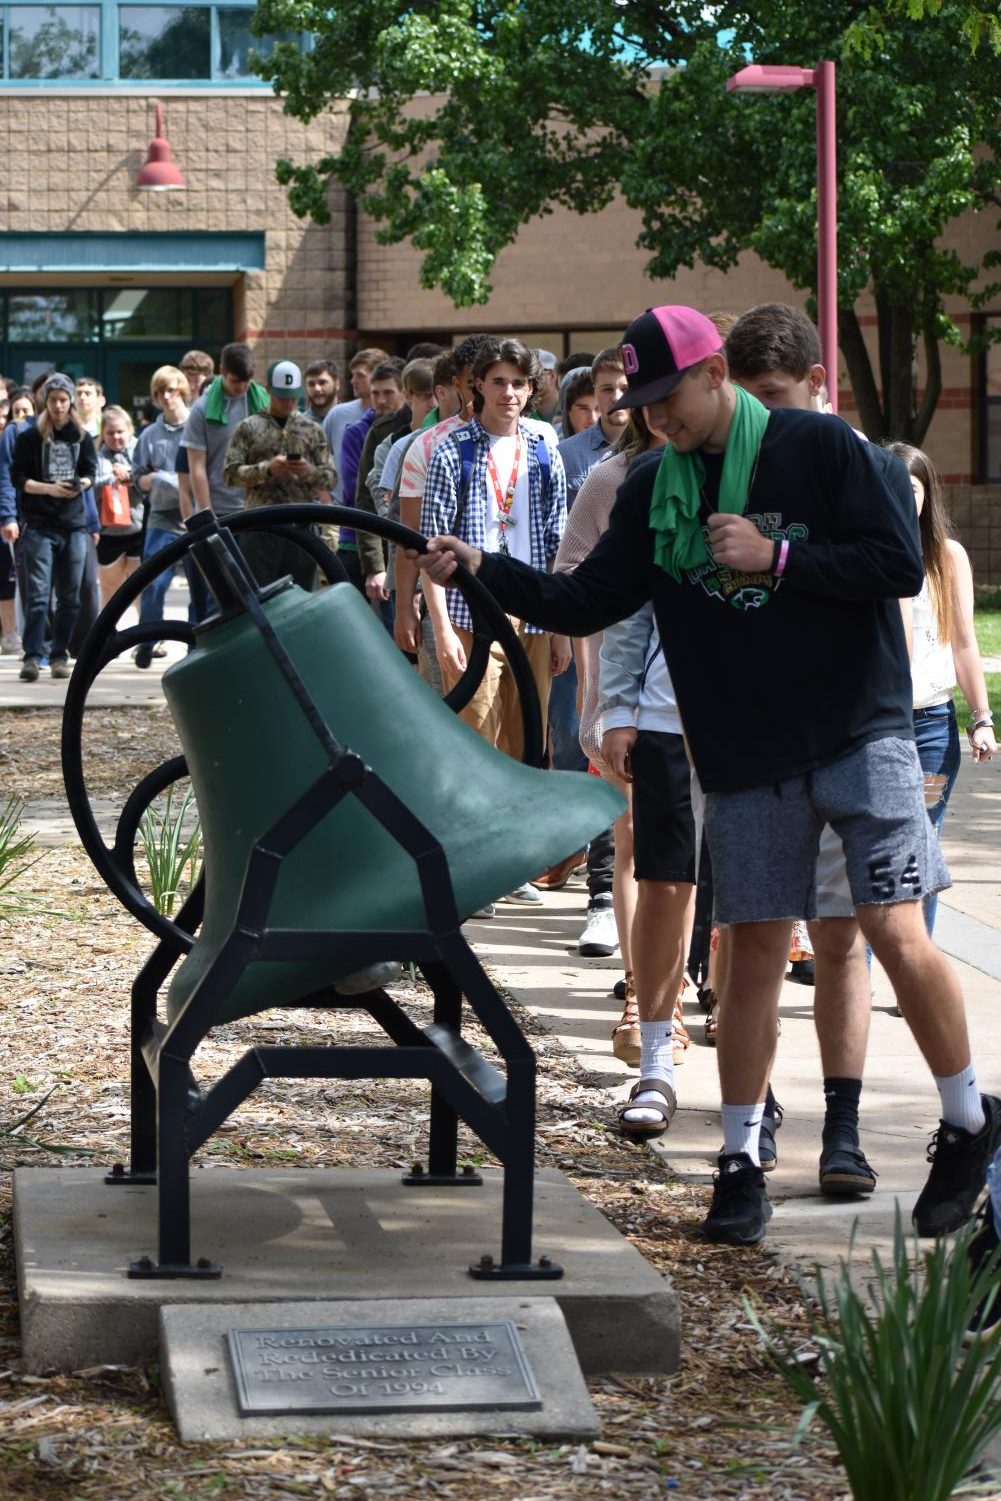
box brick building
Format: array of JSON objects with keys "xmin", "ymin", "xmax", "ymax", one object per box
[
  {"xmin": 0, "ymin": 5, "xmax": 996, "ymax": 574},
  {"xmin": 357, "ymin": 195, "xmax": 1001, "ymax": 582},
  {"xmin": 0, "ymin": 1, "xmax": 353, "ymax": 414}
]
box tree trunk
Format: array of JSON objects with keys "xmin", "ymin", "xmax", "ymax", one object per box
[
  {"xmin": 884, "ymin": 305, "xmax": 918, "ymax": 442},
  {"xmin": 839, "ymin": 306, "xmax": 884, "ymax": 440},
  {"xmin": 911, "ymin": 313, "xmax": 942, "ymax": 447}
]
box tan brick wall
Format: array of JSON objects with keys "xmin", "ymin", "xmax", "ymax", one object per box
[
  {"xmin": 358, "ymin": 193, "xmax": 800, "ymax": 339},
  {"xmin": 0, "ymin": 92, "xmax": 354, "ymax": 368}
]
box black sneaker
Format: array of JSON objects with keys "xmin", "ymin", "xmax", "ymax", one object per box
[
  {"xmin": 788, "ymin": 958, "xmax": 815, "ymax": 985},
  {"xmin": 913, "ymin": 1093, "xmax": 1001, "ymax": 1237},
  {"xmin": 702, "ymin": 1152, "xmax": 772, "ymax": 1245},
  {"xmin": 966, "ymin": 1200, "xmax": 1001, "ymax": 1339},
  {"xmin": 759, "ymin": 1102, "xmax": 783, "ymax": 1174},
  {"xmin": 819, "ymin": 1130, "xmax": 877, "ymax": 1195},
  {"xmin": 133, "ymin": 644, "xmax": 153, "ymax": 670}
]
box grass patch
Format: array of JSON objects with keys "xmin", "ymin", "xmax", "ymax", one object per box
[{"xmin": 973, "ymin": 602, "xmax": 1001, "ymax": 660}]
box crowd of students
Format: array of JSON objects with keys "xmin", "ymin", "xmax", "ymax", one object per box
[{"xmin": 3, "ymin": 305, "xmax": 1000, "ymax": 1299}]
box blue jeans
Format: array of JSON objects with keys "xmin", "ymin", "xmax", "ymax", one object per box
[
  {"xmin": 548, "ymin": 656, "xmax": 587, "ymax": 772},
  {"xmin": 913, "ymin": 700, "xmax": 961, "ymax": 934},
  {"xmin": 139, "ymin": 526, "xmax": 211, "ymax": 634},
  {"xmin": 22, "ymin": 524, "xmax": 87, "ymax": 662}
]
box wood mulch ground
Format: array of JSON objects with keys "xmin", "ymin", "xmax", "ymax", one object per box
[{"xmin": 0, "ymin": 707, "xmax": 854, "ymax": 1500}]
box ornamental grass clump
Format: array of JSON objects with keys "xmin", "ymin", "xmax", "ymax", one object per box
[
  {"xmin": 137, "ymin": 782, "xmax": 202, "ymax": 916},
  {"xmin": 0, "ymin": 794, "xmax": 44, "ymax": 919},
  {"xmin": 749, "ymin": 1210, "xmax": 1001, "ymax": 1501}
]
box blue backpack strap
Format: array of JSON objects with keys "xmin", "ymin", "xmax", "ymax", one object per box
[
  {"xmin": 451, "ymin": 427, "xmax": 476, "ymax": 532},
  {"xmin": 534, "ymin": 430, "xmax": 551, "ymax": 502}
]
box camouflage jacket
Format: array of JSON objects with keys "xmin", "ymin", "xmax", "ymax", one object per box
[{"xmin": 222, "ymin": 410, "xmax": 336, "ymax": 509}]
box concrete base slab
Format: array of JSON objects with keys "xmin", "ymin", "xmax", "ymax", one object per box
[
  {"xmin": 15, "ymin": 1166, "xmax": 679, "ymax": 1377},
  {"xmin": 161, "ymin": 1296, "xmax": 598, "ymax": 1442}
]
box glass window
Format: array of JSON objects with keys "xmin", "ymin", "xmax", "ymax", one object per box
[
  {"xmin": 9, "ymin": 5, "xmax": 100, "ymax": 79},
  {"xmin": 195, "ymin": 288, "xmax": 230, "ymax": 345},
  {"xmin": 986, "ymin": 317, "xmax": 1001, "ymax": 482},
  {"xmin": 119, "ymin": 5, "xmax": 210, "ymax": 79},
  {"xmin": 102, "ymin": 288, "xmax": 195, "ymax": 340},
  {"xmin": 217, "ymin": 7, "xmax": 289, "ymax": 79},
  {"xmin": 8, "ymin": 292, "xmax": 100, "ymax": 343}
]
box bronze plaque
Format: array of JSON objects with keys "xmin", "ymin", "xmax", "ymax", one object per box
[{"xmin": 227, "ymin": 1321, "xmax": 542, "ymax": 1416}]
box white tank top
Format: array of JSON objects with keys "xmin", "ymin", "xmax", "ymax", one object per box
[{"xmin": 911, "ymin": 575, "xmax": 955, "ymax": 710}]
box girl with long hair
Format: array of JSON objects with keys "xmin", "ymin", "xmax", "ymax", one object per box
[{"xmin": 887, "ymin": 441, "xmax": 996, "ymax": 933}]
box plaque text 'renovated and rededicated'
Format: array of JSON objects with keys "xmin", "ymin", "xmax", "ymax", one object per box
[{"xmin": 227, "ymin": 1321, "xmax": 543, "ymax": 1417}]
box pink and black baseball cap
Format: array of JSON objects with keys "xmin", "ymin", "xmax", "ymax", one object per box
[{"xmin": 612, "ymin": 306, "xmax": 723, "ymax": 409}]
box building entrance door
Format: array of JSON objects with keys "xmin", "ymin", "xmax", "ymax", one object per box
[{"xmin": 104, "ymin": 346, "xmax": 191, "ymax": 426}]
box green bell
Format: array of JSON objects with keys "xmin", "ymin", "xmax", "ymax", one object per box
[{"xmin": 163, "ymin": 580, "xmax": 624, "ymax": 1026}]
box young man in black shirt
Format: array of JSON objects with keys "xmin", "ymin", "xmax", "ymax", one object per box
[{"xmin": 409, "ymin": 304, "xmax": 1000, "ymax": 1247}]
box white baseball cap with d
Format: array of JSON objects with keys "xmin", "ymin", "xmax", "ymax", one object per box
[{"xmin": 267, "ymin": 359, "xmax": 304, "ymax": 399}]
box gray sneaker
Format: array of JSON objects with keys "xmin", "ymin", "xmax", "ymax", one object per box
[
  {"xmin": 19, "ymin": 657, "xmax": 40, "ymax": 682},
  {"xmin": 501, "ymin": 883, "xmax": 542, "ymax": 904},
  {"xmin": 50, "ymin": 658, "xmax": 71, "ymax": 680}
]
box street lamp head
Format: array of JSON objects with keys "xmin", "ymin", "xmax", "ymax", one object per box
[
  {"xmin": 726, "ymin": 64, "xmax": 816, "ymax": 93},
  {"xmin": 136, "ymin": 101, "xmax": 187, "ymax": 191}
]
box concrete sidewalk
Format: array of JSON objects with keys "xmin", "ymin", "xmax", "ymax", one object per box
[
  {"xmin": 467, "ymin": 754, "xmax": 1001, "ymax": 1279},
  {"xmin": 0, "ymin": 578, "xmax": 189, "ymax": 709}
]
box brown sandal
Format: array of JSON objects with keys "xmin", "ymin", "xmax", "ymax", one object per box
[
  {"xmin": 618, "ymin": 1076, "xmax": 677, "ymax": 1139},
  {"xmin": 611, "ymin": 971, "xmax": 640, "ymax": 1067},
  {"xmin": 704, "ymin": 999, "xmax": 719, "ymax": 1047}
]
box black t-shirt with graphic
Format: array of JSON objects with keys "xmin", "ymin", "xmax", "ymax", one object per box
[
  {"xmin": 11, "ymin": 421, "xmax": 98, "ymax": 532},
  {"xmin": 477, "ymin": 407, "xmax": 922, "ymax": 794}
]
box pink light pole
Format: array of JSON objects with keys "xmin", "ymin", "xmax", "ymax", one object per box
[{"xmin": 726, "ymin": 62, "xmax": 839, "ymax": 414}]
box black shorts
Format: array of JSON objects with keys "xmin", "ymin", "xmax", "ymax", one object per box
[
  {"xmin": 631, "ymin": 729, "xmax": 697, "ymax": 884},
  {"xmin": 97, "ymin": 532, "xmax": 143, "ymax": 566}
]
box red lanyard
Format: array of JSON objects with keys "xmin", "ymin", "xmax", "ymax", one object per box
[{"xmin": 486, "ymin": 432, "xmax": 522, "ymax": 551}]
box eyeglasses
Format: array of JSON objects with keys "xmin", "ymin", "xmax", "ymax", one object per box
[{"xmin": 485, "ymin": 377, "xmax": 530, "ymax": 392}]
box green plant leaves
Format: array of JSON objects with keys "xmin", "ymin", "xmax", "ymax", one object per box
[{"xmin": 747, "ymin": 1209, "xmax": 1001, "ymax": 1500}]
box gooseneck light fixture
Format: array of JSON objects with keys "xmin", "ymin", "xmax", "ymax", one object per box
[{"xmin": 136, "ymin": 101, "xmax": 187, "ymax": 192}]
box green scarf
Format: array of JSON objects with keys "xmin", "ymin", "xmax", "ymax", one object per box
[
  {"xmin": 649, "ymin": 385, "xmax": 770, "ymax": 581},
  {"xmin": 203, "ymin": 376, "xmax": 270, "ymax": 425}
]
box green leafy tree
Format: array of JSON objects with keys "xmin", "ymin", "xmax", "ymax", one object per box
[
  {"xmin": 255, "ymin": 0, "xmax": 1001, "ymax": 443},
  {"xmin": 850, "ymin": 0, "xmax": 1001, "ymax": 54}
]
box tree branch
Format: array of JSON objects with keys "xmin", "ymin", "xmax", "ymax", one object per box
[{"xmin": 839, "ymin": 307, "xmax": 885, "ymax": 439}]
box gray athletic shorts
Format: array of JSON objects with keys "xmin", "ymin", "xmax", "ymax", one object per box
[
  {"xmin": 703, "ymin": 737, "xmax": 950, "ymax": 926},
  {"xmin": 815, "ymin": 822, "xmax": 854, "ymax": 919}
]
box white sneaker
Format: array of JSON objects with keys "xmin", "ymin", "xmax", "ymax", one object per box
[
  {"xmin": 578, "ymin": 899, "xmax": 619, "ymax": 957},
  {"xmin": 1, "ymin": 631, "xmax": 21, "ymax": 655}
]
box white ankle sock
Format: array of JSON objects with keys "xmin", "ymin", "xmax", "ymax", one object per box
[
  {"xmin": 639, "ymin": 1021, "xmax": 673, "ymax": 1081},
  {"xmin": 934, "ymin": 1064, "xmax": 985, "ymax": 1134},
  {"xmin": 722, "ymin": 1102, "xmax": 764, "ymax": 1165},
  {"xmin": 623, "ymin": 1022, "xmax": 674, "ymax": 1124}
]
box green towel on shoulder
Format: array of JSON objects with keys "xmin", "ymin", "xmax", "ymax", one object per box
[
  {"xmin": 649, "ymin": 385, "xmax": 770, "ymax": 581},
  {"xmin": 203, "ymin": 376, "xmax": 270, "ymax": 425}
]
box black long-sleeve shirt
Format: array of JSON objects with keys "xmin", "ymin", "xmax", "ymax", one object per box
[
  {"xmin": 12, "ymin": 421, "xmax": 98, "ymax": 532},
  {"xmin": 477, "ymin": 407, "xmax": 923, "ymax": 794}
]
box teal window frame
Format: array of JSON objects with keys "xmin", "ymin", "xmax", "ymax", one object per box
[{"xmin": 0, "ymin": 0, "xmax": 305, "ymax": 86}]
